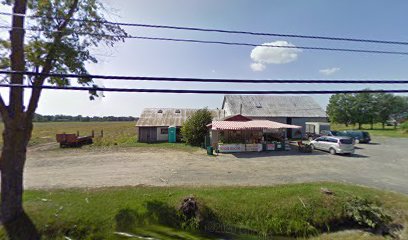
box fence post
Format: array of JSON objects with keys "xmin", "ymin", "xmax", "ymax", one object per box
[
  {"xmin": 101, "ymin": 130, "xmax": 104, "ymax": 137},
  {"xmin": 92, "ymin": 130, "xmax": 95, "ymax": 138}
]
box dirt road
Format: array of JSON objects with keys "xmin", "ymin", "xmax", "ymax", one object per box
[{"xmin": 23, "ymin": 137, "xmax": 408, "ymax": 194}]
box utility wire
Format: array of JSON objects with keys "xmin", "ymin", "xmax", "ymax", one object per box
[
  {"xmin": 1, "ymin": 71, "xmax": 408, "ymax": 84},
  {"xmin": 1, "ymin": 11, "xmax": 408, "ymax": 46},
  {"xmin": 1, "ymin": 26, "xmax": 408, "ymax": 56},
  {"xmin": 0, "ymin": 83, "xmax": 407, "ymax": 94}
]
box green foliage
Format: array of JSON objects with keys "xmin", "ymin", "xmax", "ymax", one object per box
[
  {"xmin": 327, "ymin": 94, "xmax": 355, "ymax": 126},
  {"xmin": 1, "ymin": 183, "xmax": 407, "ymax": 239},
  {"xmin": 327, "ymin": 92, "xmax": 408, "ymax": 129},
  {"xmin": 344, "ymin": 197, "xmax": 391, "ymax": 229},
  {"xmin": 181, "ymin": 108, "xmax": 213, "ymax": 146},
  {"xmin": 1, "ymin": 0, "xmax": 127, "ymax": 98},
  {"xmin": 401, "ymin": 121, "xmax": 408, "ymax": 133}
]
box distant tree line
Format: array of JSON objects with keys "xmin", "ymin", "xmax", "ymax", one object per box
[
  {"xmin": 32, "ymin": 114, "xmax": 138, "ymax": 122},
  {"xmin": 327, "ymin": 92, "xmax": 408, "ymax": 129}
]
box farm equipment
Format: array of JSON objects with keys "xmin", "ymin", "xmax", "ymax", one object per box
[{"xmin": 56, "ymin": 133, "xmax": 93, "ymax": 148}]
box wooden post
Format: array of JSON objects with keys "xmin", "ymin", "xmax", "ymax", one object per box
[
  {"xmin": 91, "ymin": 130, "xmax": 95, "ymax": 138},
  {"xmin": 76, "ymin": 131, "xmax": 79, "ymax": 137},
  {"xmin": 101, "ymin": 130, "xmax": 104, "ymax": 137}
]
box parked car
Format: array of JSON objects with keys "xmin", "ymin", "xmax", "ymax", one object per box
[
  {"xmin": 340, "ymin": 131, "xmax": 371, "ymax": 143},
  {"xmin": 310, "ymin": 136, "xmax": 355, "ymax": 155},
  {"xmin": 305, "ymin": 129, "xmax": 339, "ymax": 141}
]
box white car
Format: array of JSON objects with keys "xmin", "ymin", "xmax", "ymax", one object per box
[{"xmin": 310, "ymin": 136, "xmax": 355, "ymax": 155}]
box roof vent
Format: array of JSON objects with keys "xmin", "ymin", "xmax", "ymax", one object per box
[
  {"xmin": 175, "ymin": 109, "xmax": 181, "ymax": 113},
  {"xmin": 157, "ymin": 110, "xmax": 163, "ymax": 113}
]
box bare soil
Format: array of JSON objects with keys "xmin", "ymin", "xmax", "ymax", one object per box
[{"xmin": 23, "ymin": 137, "xmax": 408, "ymax": 194}]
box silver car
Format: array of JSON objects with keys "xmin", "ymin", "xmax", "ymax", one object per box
[{"xmin": 310, "ymin": 136, "xmax": 355, "ymax": 155}]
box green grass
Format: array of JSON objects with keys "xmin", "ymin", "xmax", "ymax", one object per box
[
  {"xmin": 0, "ymin": 122, "xmax": 199, "ymax": 151},
  {"xmin": 331, "ymin": 123, "xmax": 408, "ymax": 138},
  {"xmin": 1, "ymin": 183, "xmax": 407, "ymax": 239}
]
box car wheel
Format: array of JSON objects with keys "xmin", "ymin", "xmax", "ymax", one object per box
[{"xmin": 329, "ymin": 148, "xmax": 336, "ymax": 155}]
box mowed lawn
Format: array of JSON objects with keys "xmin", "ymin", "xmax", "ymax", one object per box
[
  {"xmin": 330, "ymin": 123, "xmax": 407, "ymax": 138},
  {"xmin": 0, "ymin": 183, "xmax": 407, "ymax": 240}
]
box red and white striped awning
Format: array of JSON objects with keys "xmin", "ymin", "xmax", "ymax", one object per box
[{"xmin": 209, "ymin": 120, "xmax": 302, "ymax": 130}]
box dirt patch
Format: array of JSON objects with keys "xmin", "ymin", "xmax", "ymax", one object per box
[{"xmin": 21, "ymin": 137, "xmax": 408, "ymax": 194}]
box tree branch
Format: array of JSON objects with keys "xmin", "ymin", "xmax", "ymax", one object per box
[{"xmin": 25, "ymin": 0, "xmax": 79, "ymax": 121}]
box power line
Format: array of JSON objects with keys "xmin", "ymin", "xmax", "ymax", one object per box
[
  {"xmin": 1, "ymin": 26, "xmax": 408, "ymax": 56},
  {"xmin": 0, "ymin": 83, "xmax": 407, "ymax": 94},
  {"xmin": 1, "ymin": 11, "xmax": 408, "ymax": 46},
  {"xmin": 1, "ymin": 71, "xmax": 408, "ymax": 84}
]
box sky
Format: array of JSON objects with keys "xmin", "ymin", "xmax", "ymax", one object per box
[{"xmin": 0, "ymin": 0, "xmax": 408, "ymax": 116}]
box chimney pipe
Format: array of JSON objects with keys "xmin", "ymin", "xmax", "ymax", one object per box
[{"xmin": 240, "ymin": 104, "xmax": 242, "ymax": 115}]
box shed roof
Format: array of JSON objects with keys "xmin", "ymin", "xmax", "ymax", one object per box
[
  {"xmin": 209, "ymin": 120, "xmax": 301, "ymax": 130},
  {"xmin": 222, "ymin": 95, "xmax": 327, "ymax": 118},
  {"xmin": 136, "ymin": 108, "xmax": 221, "ymax": 127}
]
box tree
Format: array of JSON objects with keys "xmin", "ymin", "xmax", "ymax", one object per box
[
  {"xmin": 353, "ymin": 92, "xmax": 376, "ymax": 129},
  {"xmin": 0, "ymin": 0, "xmax": 126, "ymax": 223},
  {"xmin": 326, "ymin": 94, "xmax": 354, "ymax": 126},
  {"xmin": 181, "ymin": 109, "xmax": 213, "ymax": 146},
  {"xmin": 374, "ymin": 93, "xmax": 401, "ymax": 129}
]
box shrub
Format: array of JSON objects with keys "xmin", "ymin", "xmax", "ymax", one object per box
[
  {"xmin": 400, "ymin": 121, "xmax": 408, "ymax": 132},
  {"xmin": 181, "ymin": 108, "xmax": 213, "ymax": 146},
  {"xmin": 343, "ymin": 197, "xmax": 391, "ymax": 230}
]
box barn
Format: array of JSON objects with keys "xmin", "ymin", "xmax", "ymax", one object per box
[
  {"xmin": 136, "ymin": 108, "xmax": 221, "ymax": 143},
  {"xmin": 221, "ymin": 95, "xmax": 327, "ymax": 138}
]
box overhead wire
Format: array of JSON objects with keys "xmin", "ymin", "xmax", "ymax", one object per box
[
  {"xmin": 1, "ymin": 71, "xmax": 408, "ymax": 84},
  {"xmin": 0, "ymin": 83, "xmax": 407, "ymax": 94},
  {"xmin": 1, "ymin": 26, "xmax": 408, "ymax": 56},
  {"xmin": 1, "ymin": 11, "xmax": 408, "ymax": 46}
]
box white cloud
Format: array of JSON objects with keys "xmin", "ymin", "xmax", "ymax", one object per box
[
  {"xmin": 319, "ymin": 67, "xmax": 340, "ymax": 76},
  {"xmin": 250, "ymin": 41, "xmax": 302, "ymax": 71},
  {"xmin": 250, "ymin": 63, "xmax": 266, "ymax": 72}
]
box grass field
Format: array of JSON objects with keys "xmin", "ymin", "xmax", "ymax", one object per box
[
  {"xmin": 0, "ymin": 121, "xmax": 198, "ymax": 151},
  {"xmin": 1, "ymin": 183, "xmax": 407, "ymax": 240},
  {"xmin": 331, "ymin": 123, "xmax": 408, "ymax": 138}
]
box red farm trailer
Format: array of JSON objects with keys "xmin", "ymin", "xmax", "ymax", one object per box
[{"xmin": 56, "ymin": 133, "xmax": 93, "ymax": 148}]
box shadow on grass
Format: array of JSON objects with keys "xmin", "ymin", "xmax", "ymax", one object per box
[{"xmin": 3, "ymin": 211, "xmax": 40, "ymax": 240}]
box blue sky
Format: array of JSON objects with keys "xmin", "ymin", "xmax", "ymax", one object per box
[{"xmin": 1, "ymin": 0, "xmax": 408, "ymax": 116}]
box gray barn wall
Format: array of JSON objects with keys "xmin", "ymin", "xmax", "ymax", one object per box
[{"xmin": 251, "ymin": 116, "xmax": 327, "ymax": 138}]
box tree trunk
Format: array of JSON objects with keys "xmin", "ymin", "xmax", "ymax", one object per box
[
  {"xmin": 370, "ymin": 121, "xmax": 374, "ymax": 130},
  {"xmin": 358, "ymin": 123, "xmax": 362, "ymax": 129},
  {"xmin": 382, "ymin": 122, "xmax": 385, "ymax": 129},
  {"xmin": 0, "ymin": 119, "xmax": 31, "ymax": 223}
]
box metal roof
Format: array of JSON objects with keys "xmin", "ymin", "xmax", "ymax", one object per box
[
  {"xmin": 209, "ymin": 120, "xmax": 301, "ymax": 130},
  {"xmin": 136, "ymin": 108, "xmax": 222, "ymax": 127},
  {"xmin": 222, "ymin": 95, "xmax": 327, "ymax": 118}
]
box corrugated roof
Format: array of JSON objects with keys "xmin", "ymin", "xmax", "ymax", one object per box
[
  {"xmin": 222, "ymin": 95, "xmax": 327, "ymax": 118},
  {"xmin": 209, "ymin": 120, "xmax": 301, "ymax": 130},
  {"xmin": 136, "ymin": 108, "xmax": 222, "ymax": 127}
]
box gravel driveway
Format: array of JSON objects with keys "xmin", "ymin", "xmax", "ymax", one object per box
[{"xmin": 23, "ymin": 137, "xmax": 408, "ymax": 194}]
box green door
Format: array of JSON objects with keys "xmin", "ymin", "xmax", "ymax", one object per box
[{"xmin": 168, "ymin": 126, "xmax": 176, "ymax": 143}]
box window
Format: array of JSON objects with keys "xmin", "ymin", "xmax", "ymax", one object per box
[
  {"xmin": 175, "ymin": 109, "xmax": 181, "ymax": 113},
  {"xmin": 157, "ymin": 110, "xmax": 163, "ymax": 113},
  {"xmin": 161, "ymin": 128, "xmax": 168, "ymax": 134},
  {"xmin": 340, "ymin": 139, "xmax": 353, "ymax": 144}
]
